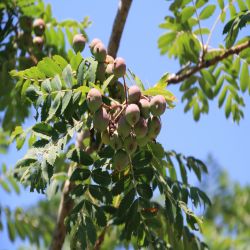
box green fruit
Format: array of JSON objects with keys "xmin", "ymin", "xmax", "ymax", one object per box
[
  {"xmin": 128, "ymin": 85, "xmax": 141, "ymax": 103},
  {"xmin": 33, "ymin": 18, "xmax": 45, "ymax": 36},
  {"xmin": 101, "ymin": 130, "xmax": 110, "ymax": 145},
  {"xmin": 89, "ymin": 38, "xmax": 102, "ymax": 53},
  {"xmin": 96, "ymin": 63, "xmax": 106, "ymax": 82},
  {"xmin": 147, "ymin": 117, "xmax": 161, "ymax": 139},
  {"xmin": 150, "ymin": 95, "xmax": 166, "ymax": 116},
  {"xmin": 93, "ymin": 107, "xmax": 109, "ymax": 132},
  {"xmin": 134, "ymin": 117, "xmax": 148, "ymax": 138},
  {"xmin": 136, "ymin": 136, "xmax": 150, "ymax": 147},
  {"xmin": 92, "ymin": 42, "xmax": 107, "ymax": 62},
  {"xmin": 72, "ymin": 34, "xmax": 86, "ymax": 53},
  {"xmin": 110, "ymin": 132, "xmax": 123, "ymax": 150},
  {"xmin": 19, "ymin": 16, "xmax": 33, "ymax": 32},
  {"xmin": 33, "ymin": 36, "xmax": 44, "ymax": 50},
  {"xmin": 112, "ymin": 149, "xmax": 129, "ymax": 171},
  {"xmin": 138, "ymin": 98, "xmax": 150, "ymax": 118},
  {"xmin": 117, "ymin": 115, "xmax": 131, "ymax": 138},
  {"xmin": 108, "ymin": 81, "xmax": 125, "ymax": 102},
  {"xmin": 123, "ymin": 135, "xmax": 137, "ymax": 155},
  {"xmin": 112, "ymin": 57, "xmax": 126, "ymax": 78},
  {"xmin": 87, "ymin": 88, "xmax": 102, "ymax": 113},
  {"xmin": 125, "ymin": 104, "xmax": 140, "ymax": 126}
]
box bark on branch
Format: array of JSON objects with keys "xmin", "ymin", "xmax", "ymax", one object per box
[
  {"xmin": 107, "ymin": 0, "xmax": 133, "ymax": 58},
  {"xmin": 167, "ymin": 40, "xmax": 250, "ymax": 85},
  {"xmin": 50, "ymin": 169, "xmax": 74, "ymax": 250}
]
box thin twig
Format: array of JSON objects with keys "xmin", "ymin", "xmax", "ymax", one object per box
[
  {"xmin": 167, "ymin": 40, "xmax": 250, "ymax": 85},
  {"xmin": 123, "ymin": 75, "xmax": 128, "ymax": 106},
  {"xmin": 191, "ymin": 0, "xmax": 206, "ymax": 60},
  {"xmin": 206, "ymin": 0, "xmax": 235, "ymax": 47}
]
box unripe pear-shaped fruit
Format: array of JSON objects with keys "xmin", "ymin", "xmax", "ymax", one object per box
[
  {"xmin": 101, "ymin": 130, "xmax": 110, "ymax": 145},
  {"xmin": 125, "ymin": 104, "xmax": 140, "ymax": 126},
  {"xmin": 147, "ymin": 117, "xmax": 161, "ymax": 139},
  {"xmin": 92, "ymin": 42, "xmax": 107, "ymax": 62},
  {"xmin": 89, "ymin": 38, "xmax": 102, "ymax": 52},
  {"xmin": 113, "ymin": 57, "xmax": 126, "ymax": 78},
  {"xmin": 134, "ymin": 117, "xmax": 148, "ymax": 138},
  {"xmin": 150, "ymin": 95, "xmax": 166, "ymax": 116},
  {"xmin": 96, "ymin": 63, "xmax": 106, "ymax": 82},
  {"xmin": 106, "ymin": 55, "xmax": 114, "ymax": 64},
  {"xmin": 33, "ymin": 18, "xmax": 45, "ymax": 36},
  {"xmin": 117, "ymin": 115, "xmax": 131, "ymax": 138},
  {"xmin": 109, "ymin": 81, "xmax": 125, "ymax": 101},
  {"xmin": 93, "ymin": 107, "xmax": 109, "ymax": 132},
  {"xmin": 136, "ymin": 136, "xmax": 150, "ymax": 147},
  {"xmin": 128, "ymin": 85, "xmax": 141, "ymax": 103},
  {"xmin": 87, "ymin": 88, "xmax": 102, "ymax": 113},
  {"xmin": 33, "ymin": 36, "xmax": 44, "ymax": 50},
  {"xmin": 105, "ymin": 63, "xmax": 114, "ymax": 75},
  {"xmin": 109, "ymin": 132, "xmax": 123, "ymax": 150},
  {"xmin": 112, "ymin": 149, "xmax": 129, "ymax": 171},
  {"xmin": 124, "ymin": 135, "xmax": 137, "ymax": 155},
  {"xmin": 138, "ymin": 98, "xmax": 150, "ymax": 118},
  {"xmin": 72, "ymin": 34, "xmax": 86, "ymax": 53}
]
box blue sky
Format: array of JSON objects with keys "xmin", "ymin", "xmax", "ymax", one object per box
[{"xmin": 1, "ymin": 0, "xmax": 250, "ymax": 249}]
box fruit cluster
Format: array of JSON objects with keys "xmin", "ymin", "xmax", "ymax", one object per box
[
  {"xmin": 73, "ymin": 35, "xmax": 167, "ymax": 171},
  {"xmin": 17, "ymin": 16, "xmax": 45, "ymax": 52}
]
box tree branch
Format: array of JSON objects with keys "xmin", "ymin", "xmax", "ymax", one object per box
[
  {"xmin": 167, "ymin": 40, "xmax": 250, "ymax": 85},
  {"xmin": 107, "ymin": 0, "xmax": 133, "ymax": 58},
  {"xmin": 49, "ymin": 167, "xmax": 74, "ymax": 250}
]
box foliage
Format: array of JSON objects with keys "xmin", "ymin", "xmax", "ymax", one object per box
[
  {"xmin": 0, "ymin": 0, "xmax": 250, "ymax": 249},
  {"xmin": 0, "ymin": 0, "xmax": 90, "ymax": 130},
  {"xmin": 159, "ymin": 0, "xmax": 250, "ymax": 123},
  {"xmin": 202, "ymin": 160, "xmax": 250, "ymax": 250}
]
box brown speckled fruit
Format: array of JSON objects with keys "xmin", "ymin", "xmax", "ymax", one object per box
[{"xmin": 86, "ymin": 88, "xmax": 102, "ymax": 113}]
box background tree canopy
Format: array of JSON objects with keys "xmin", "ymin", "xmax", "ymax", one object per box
[{"xmin": 0, "ymin": 0, "xmax": 250, "ymax": 249}]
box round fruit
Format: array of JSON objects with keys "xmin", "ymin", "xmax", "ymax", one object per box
[
  {"xmin": 147, "ymin": 117, "xmax": 161, "ymax": 139},
  {"xmin": 134, "ymin": 117, "xmax": 148, "ymax": 138},
  {"xmin": 33, "ymin": 36, "xmax": 44, "ymax": 50},
  {"xmin": 123, "ymin": 135, "xmax": 137, "ymax": 155},
  {"xmin": 138, "ymin": 98, "xmax": 150, "ymax": 118},
  {"xmin": 96, "ymin": 63, "xmax": 106, "ymax": 82},
  {"xmin": 105, "ymin": 63, "xmax": 113, "ymax": 75},
  {"xmin": 109, "ymin": 132, "xmax": 123, "ymax": 150},
  {"xmin": 112, "ymin": 57, "xmax": 126, "ymax": 78},
  {"xmin": 92, "ymin": 42, "xmax": 107, "ymax": 62},
  {"xmin": 128, "ymin": 85, "xmax": 141, "ymax": 103},
  {"xmin": 108, "ymin": 81, "xmax": 125, "ymax": 101},
  {"xmin": 125, "ymin": 104, "xmax": 140, "ymax": 126},
  {"xmin": 33, "ymin": 18, "xmax": 45, "ymax": 36},
  {"xmin": 136, "ymin": 136, "xmax": 150, "ymax": 147},
  {"xmin": 93, "ymin": 107, "xmax": 109, "ymax": 132},
  {"xmin": 117, "ymin": 115, "xmax": 131, "ymax": 138},
  {"xmin": 112, "ymin": 149, "xmax": 129, "ymax": 171},
  {"xmin": 101, "ymin": 130, "xmax": 110, "ymax": 145},
  {"xmin": 72, "ymin": 34, "xmax": 86, "ymax": 53},
  {"xmin": 86, "ymin": 88, "xmax": 102, "ymax": 113},
  {"xmin": 106, "ymin": 55, "xmax": 114, "ymax": 64},
  {"xmin": 150, "ymin": 95, "xmax": 166, "ymax": 116},
  {"xmin": 89, "ymin": 38, "xmax": 102, "ymax": 52}
]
